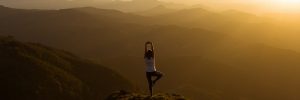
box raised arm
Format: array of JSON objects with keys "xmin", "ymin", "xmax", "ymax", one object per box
[
  {"xmin": 144, "ymin": 41, "xmax": 155, "ymax": 59},
  {"xmin": 150, "ymin": 42, "xmax": 155, "ymax": 54},
  {"xmin": 145, "ymin": 41, "xmax": 151, "ymax": 53},
  {"xmin": 149, "ymin": 42, "xmax": 155, "ymax": 60},
  {"xmin": 145, "ymin": 43, "xmax": 148, "ymax": 54}
]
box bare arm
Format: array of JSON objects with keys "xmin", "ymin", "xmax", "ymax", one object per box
[
  {"xmin": 150, "ymin": 42, "xmax": 155, "ymax": 59},
  {"xmin": 150, "ymin": 42, "xmax": 154, "ymax": 54},
  {"xmin": 145, "ymin": 41, "xmax": 155, "ymax": 58},
  {"xmin": 145, "ymin": 41, "xmax": 152, "ymax": 54},
  {"xmin": 145, "ymin": 42, "xmax": 148, "ymax": 54}
]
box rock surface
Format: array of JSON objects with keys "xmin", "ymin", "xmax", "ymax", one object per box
[{"xmin": 106, "ymin": 90, "xmax": 188, "ymax": 100}]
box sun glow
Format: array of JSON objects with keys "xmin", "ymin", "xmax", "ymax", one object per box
[
  {"xmin": 264, "ymin": 0, "xmax": 300, "ymax": 12},
  {"xmin": 274, "ymin": 0, "xmax": 300, "ymax": 4},
  {"xmin": 272, "ymin": 0, "xmax": 300, "ymax": 7}
]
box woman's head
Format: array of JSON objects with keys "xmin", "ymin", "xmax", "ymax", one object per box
[{"xmin": 145, "ymin": 50, "xmax": 154, "ymax": 59}]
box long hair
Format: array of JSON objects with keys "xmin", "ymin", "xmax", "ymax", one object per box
[{"xmin": 144, "ymin": 50, "xmax": 154, "ymax": 59}]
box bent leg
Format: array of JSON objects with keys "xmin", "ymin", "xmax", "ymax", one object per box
[{"xmin": 153, "ymin": 71, "xmax": 163, "ymax": 85}]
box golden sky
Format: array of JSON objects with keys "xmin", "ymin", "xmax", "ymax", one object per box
[
  {"xmin": 1, "ymin": 0, "xmax": 300, "ymax": 13},
  {"xmin": 161, "ymin": 0, "xmax": 300, "ymax": 13}
]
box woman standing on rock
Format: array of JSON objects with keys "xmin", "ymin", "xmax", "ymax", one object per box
[{"xmin": 144, "ymin": 41, "xmax": 164, "ymax": 96}]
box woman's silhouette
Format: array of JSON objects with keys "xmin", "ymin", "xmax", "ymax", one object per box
[{"xmin": 144, "ymin": 41, "xmax": 163, "ymax": 96}]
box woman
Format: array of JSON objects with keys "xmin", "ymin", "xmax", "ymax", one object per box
[{"xmin": 144, "ymin": 41, "xmax": 163, "ymax": 96}]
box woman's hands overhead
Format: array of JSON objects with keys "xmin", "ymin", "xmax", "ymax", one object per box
[{"xmin": 145, "ymin": 41, "xmax": 153, "ymax": 45}]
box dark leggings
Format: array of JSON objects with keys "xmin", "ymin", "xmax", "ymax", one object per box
[{"xmin": 146, "ymin": 71, "xmax": 163, "ymax": 96}]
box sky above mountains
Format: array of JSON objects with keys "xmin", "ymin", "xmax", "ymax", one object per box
[{"xmin": 1, "ymin": 0, "xmax": 300, "ymax": 13}]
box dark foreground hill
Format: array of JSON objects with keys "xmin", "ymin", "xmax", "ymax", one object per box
[
  {"xmin": 106, "ymin": 90, "xmax": 187, "ymax": 100},
  {"xmin": 0, "ymin": 36, "xmax": 132, "ymax": 100}
]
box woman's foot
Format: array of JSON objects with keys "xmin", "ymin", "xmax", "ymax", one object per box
[
  {"xmin": 152, "ymin": 80, "xmax": 158, "ymax": 87},
  {"xmin": 152, "ymin": 77, "xmax": 162, "ymax": 87}
]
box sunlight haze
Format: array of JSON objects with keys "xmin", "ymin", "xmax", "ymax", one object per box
[
  {"xmin": 161, "ymin": 0, "xmax": 300, "ymax": 13},
  {"xmin": 1, "ymin": 0, "xmax": 300, "ymax": 13}
]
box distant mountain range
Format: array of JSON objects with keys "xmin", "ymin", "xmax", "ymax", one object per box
[
  {"xmin": 0, "ymin": 36, "xmax": 132, "ymax": 100},
  {"xmin": 135, "ymin": 5, "xmax": 178, "ymax": 16},
  {"xmin": 0, "ymin": 0, "xmax": 187, "ymax": 12},
  {"xmin": 1, "ymin": 6, "xmax": 300, "ymax": 100}
]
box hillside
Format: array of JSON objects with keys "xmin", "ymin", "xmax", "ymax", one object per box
[
  {"xmin": 0, "ymin": 36, "xmax": 132, "ymax": 100},
  {"xmin": 135, "ymin": 5, "xmax": 178, "ymax": 16},
  {"xmin": 152, "ymin": 8, "xmax": 263, "ymax": 30}
]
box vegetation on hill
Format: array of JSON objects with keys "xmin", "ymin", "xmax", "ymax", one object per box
[
  {"xmin": 0, "ymin": 36, "xmax": 132, "ymax": 100},
  {"xmin": 106, "ymin": 90, "xmax": 187, "ymax": 100}
]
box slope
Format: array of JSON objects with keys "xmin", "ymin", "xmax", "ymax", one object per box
[{"xmin": 0, "ymin": 36, "xmax": 132, "ymax": 100}]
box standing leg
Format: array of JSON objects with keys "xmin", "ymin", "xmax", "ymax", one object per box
[{"xmin": 146, "ymin": 72, "xmax": 153, "ymax": 96}]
